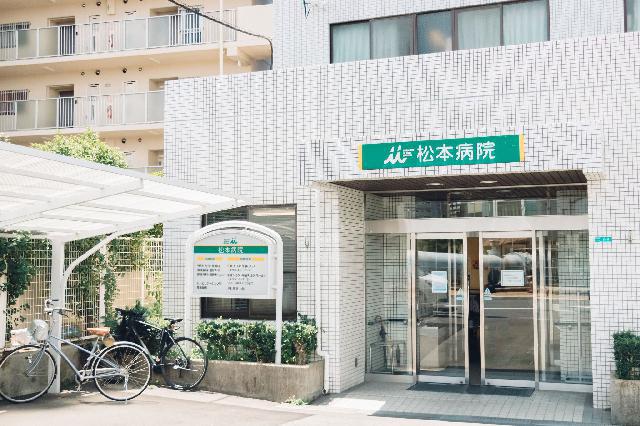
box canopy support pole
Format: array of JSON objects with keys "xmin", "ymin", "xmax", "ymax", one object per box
[
  {"xmin": 49, "ymin": 239, "xmax": 65, "ymax": 394},
  {"xmin": 49, "ymin": 230, "xmax": 132, "ymax": 394}
]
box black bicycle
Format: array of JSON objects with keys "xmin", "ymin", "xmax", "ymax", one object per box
[{"xmin": 113, "ymin": 308, "xmax": 208, "ymax": 391}]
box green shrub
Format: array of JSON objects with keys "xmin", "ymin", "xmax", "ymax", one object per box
[
  {"xmin": 613, "ymin": 330, "xmax": 640, "ymax": 380},
  {"xmin": 196, "ymin": 315, "xmax": 318, "ymax": 365}
]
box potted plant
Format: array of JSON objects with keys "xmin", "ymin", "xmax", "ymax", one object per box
[{"xmin": 611, "ymin": 331, "xmax": 640, "ymax": 425}]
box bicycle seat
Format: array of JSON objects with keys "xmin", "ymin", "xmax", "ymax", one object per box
[
  {"xmin": 163, "ymin": 318, "xmax": 183, "ymax": 324},
  {"xmin": 87, "ymin": 327, "xmax": 111, "ymax": 337}
]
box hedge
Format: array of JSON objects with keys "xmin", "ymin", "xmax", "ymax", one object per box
[
  {"xmin": 613, "ymin": 330, "xmax": 640, "ymax": 380},
  {"xmin": 196, "ymin": 315, "xmax": 318, "ymax": 365}
]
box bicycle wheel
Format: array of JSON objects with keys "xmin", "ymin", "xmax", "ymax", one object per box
[
  {"xmin": 93, "ymin": 343, "xmax": 151, "ymax": 401},
  {"xmin": 0, "ymin": 345, "xmax": 56, "ymax": 403},
  {"xmin": 161, "ymin": 337, "xmax": 208, "ymax": 390}
]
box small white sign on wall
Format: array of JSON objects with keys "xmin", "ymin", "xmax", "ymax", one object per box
[
  {"xmin": 431, "ymin": 271, "xmax": 448, "ymax": 294},
  {"xmin": 501, "ymin": 270, "xmax": 525, "ymax": 287}
]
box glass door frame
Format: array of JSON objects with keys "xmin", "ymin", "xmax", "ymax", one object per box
[
  {"xmin": 413, "ymin": 232, "xmax": 468, "ymax": 384},
  {"xmin": 479, "ymin": 230, "xmax": 538, "ymax": 388}
]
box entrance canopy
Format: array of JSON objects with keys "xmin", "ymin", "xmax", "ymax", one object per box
[{"xmin": 0, "ymin": 142, "xmax": 249, "ymax": 242}]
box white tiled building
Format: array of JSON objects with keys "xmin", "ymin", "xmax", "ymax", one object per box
[{"xmin": 163, "ymin": 0, "xmax": 640, "ymax": 408}]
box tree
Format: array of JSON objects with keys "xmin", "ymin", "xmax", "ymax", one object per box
[{"xmin": 32, "ymin": 129, "xmax": 128, "ymax": 168}]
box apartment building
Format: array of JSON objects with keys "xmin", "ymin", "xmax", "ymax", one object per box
[
  {"xmin": 162, "ymin": 0, "xmax": 640, "ymax": 409},
  {"xmin": 0, "ymin": 0, "xmax": 272, "ymax": 169}
]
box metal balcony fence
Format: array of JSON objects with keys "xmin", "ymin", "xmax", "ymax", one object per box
[
  {"xmin": 0, "ymin": 91, "xmax": 164, "ymax": 132},
  {"xmin": 0, "ymin": 11, "xmax": 236, "ymax": 61}
]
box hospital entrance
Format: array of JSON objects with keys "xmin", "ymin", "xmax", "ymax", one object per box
[{"xmin": 343, "ymin": 172, "xmax": 593, "ymax": 391}]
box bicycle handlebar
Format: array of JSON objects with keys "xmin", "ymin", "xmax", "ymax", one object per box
[{"xmin": 44, "ymin": 299, "xmax": 72, "ymax": 315}]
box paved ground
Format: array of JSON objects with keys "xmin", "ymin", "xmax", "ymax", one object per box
[
  {"xmin": 0, "ymin": 383, "xmax": 612, "ymax": 425},
  {"xmin": 315, "ymin": 382, "xmax": 612, "ymax": 425},
  {"xmin": 0, "ymin": 386, "xmax": 489, "ymax": 426}
]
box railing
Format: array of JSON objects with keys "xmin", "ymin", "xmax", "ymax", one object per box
[
  {"xmin": 0, "ymin": 11, "xmax": 236, "ymax": 61},
  {"xmin": 0, "ymin": 91, "xmax": 164, "ymax": 132}
]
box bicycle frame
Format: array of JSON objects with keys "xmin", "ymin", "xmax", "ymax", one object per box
[{"xmin": 126, "ymin": 319, "xmax": 189, "ymax": 366}]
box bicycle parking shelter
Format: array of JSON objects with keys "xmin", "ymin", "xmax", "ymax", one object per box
[{"xmin": 0, "ymin": 141, "xmax": 250, "ymax": 393}]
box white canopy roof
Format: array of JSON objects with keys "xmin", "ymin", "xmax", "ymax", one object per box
[{"xmin": 0, "ymin": 142, "xmax": 249, "ymax": 242}]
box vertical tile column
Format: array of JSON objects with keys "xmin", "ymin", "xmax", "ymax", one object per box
[{"xmin": 316, "ymin": 184, "xmax": 366, "ymax": 392}]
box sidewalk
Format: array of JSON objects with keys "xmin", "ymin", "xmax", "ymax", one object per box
[
  {"xmin": 0, "ymin": 383, "xmax": 611, "ymax": 425},
  {"xmin": 0, "ymin": 386, "xmax": 490, "ymax": 426},
  {"xmin": 312, "ymin": 382, "xmax": 612, "ymax": 425}
]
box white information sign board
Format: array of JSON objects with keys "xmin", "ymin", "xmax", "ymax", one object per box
[
  {"xmin": 185, "ymin": 221, "xmax": 284, "ymax": 363},
  {"xmin": 501, "ymin": 270, "xmax": 525, "ymax": 287},
  {"xmin": 193, "ymin": 233, "xmax": 272, "ymax": 298}
]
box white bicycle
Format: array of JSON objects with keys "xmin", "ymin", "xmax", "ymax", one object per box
[{"xmin": 0, "ymin": 299, "xmax": 151, "ymax": 403}]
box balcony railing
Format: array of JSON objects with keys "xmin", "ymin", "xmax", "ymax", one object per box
[
  {"xmin": 0, "ymin": 91, "xmax": 164, "ymax": 132},
  {"xmin": 0, "ymin": 11, "xmax": 236, "ymax": 61}
]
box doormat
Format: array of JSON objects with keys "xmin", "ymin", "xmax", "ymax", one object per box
[{"xmin": 408, "ymin": 382, "xmax": 534, "ymax": 397}]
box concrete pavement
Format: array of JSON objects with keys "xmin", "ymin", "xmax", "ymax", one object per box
[{"xmin": 0, "ymin": 386, "xmax": 491, "ymax": 426}]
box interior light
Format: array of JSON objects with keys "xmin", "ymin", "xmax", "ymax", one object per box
[
  {"xmin": 426, "ymin": 182, "xmax": 443, "ymax": 186},
  {"xmin": 480, "ymin": 180, "xmax": 498, "ymax": 184},
  {"xmin": 251, "ymin": 208, "xmax": 296, "ymax": 217}
]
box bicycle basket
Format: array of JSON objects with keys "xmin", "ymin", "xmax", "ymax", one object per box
[{"xmin": 28, "ymin": 319, "xmax": 49, "ymax": 341}]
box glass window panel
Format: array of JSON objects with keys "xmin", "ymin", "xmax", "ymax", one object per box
[
  {"xmin": 483, "ymin": 237, "xmax": 535, "ymax": 382},
  {"xmin": 371, "ymin": 15, "xmax": 414, "ymax": 59},
  {"xmin": 627, "ymin": 0, "xmax": 640, "ymax": 31},
  {"xmin": 456, "ymin": 7, "xmax": 501, "ymax": 50},
  {"xmin": 503, "ymin": 0, "xmax": 549, "ymax": 46},
  {"xmin": 417, "ymin": 11, "xmax": 453, "ymax": 54},
  {"xmin": 538, "ymin": 230, "xmax": 592, "ymax": 384},
  {"xmin": 365, "ymin": 234, "xmax": 413, "ymax": 374},
  {"xmin": 331, "ymin": 22, "xmax": 370, "ymax": 63},
  {"xmin": 415, "ymin": 238, "xmax": 465, "ymax": 378}
]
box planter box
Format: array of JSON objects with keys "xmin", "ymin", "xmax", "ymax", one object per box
[
  {"xmin": 198, "ymin": 359, "xmax": 324, "ymax": 403},
  {"xmin": 611, "ymin": 374, "xmax": 640, "ymax": 425}
]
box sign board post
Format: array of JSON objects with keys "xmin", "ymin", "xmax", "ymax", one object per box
[
  {"xmin": 185, "ymin": 221, "xmax": 284, "ymax": 364},
  {"xmin": 0, "ymin": 275, "xmax": 6, "ymax": 350}
]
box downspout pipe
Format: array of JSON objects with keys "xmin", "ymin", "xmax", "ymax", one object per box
[{"xmin": 313, "ymin": 185, "xmax": 330, "ymax": 394}]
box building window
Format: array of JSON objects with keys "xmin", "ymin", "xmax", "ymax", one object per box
[
  {"xmin": 331, "ymin": 21, "xmax": 370, "ymax": 63},
  {"xmin": 456, "ymin": 6, "xmax": 501, "ymax": 50},
  {"xmin": 0, "ymin": 89, "xmax": 28, "ymax": 116},
  {"xmin": 0, "ymin": 22, "xmax": 30, "ymax": 49},
  {"xmin": 417, "ymin": 11, "xmax": 453, "ymax": 55},
  {"xmin": 200, "ymin": 205, "xmax": 297, "ymax": 321},
  {"xmin": 371, "ymin": 15, "xmax": 414, "ymax": 59},
  {"xmin": 330, "ymin": 0, "xmax": 549, "ymax": 63},
  {"xmin": 627, "ymin": 0, "xmax": 640, "ymax": 31}
]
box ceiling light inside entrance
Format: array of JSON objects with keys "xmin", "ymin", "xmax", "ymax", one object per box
[
  {"xmin": 480, "ymin": 180, "xmax": 498, "ymax": 184},
  {"xmin": 426, "ymin": 182, "xmax": 443, "ymax": 186}
]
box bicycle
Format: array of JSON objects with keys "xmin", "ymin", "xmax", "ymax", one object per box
[
  {"xmin": 0, "ymin": 299, "xmax": 151, "ymax": 403},
  {"xmin": 113, "ymin": 307, "xmax": 208, "ymax": 390}
]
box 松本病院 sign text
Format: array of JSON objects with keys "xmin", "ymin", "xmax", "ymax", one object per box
[{"xmin": 359, "ymin": 134, "xmax": 524, "ymax": 170}]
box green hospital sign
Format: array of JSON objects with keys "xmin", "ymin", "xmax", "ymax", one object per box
[{"xmin": 359, "ymin": 134, "xmax": 524, "ymax": 170}]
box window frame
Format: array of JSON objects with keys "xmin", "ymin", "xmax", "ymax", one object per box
[{"xmin": 329, "ymin": 0, "xmax": 550, "ymax": 63}]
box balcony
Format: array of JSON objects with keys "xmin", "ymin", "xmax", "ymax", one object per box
[
  {"xmin": 0, "ymin": 11, "xmax": 237, "ymax": 62},
  {"xmin": 0, "ymin": 91, "xmax": 164, "ymax": 134}
]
